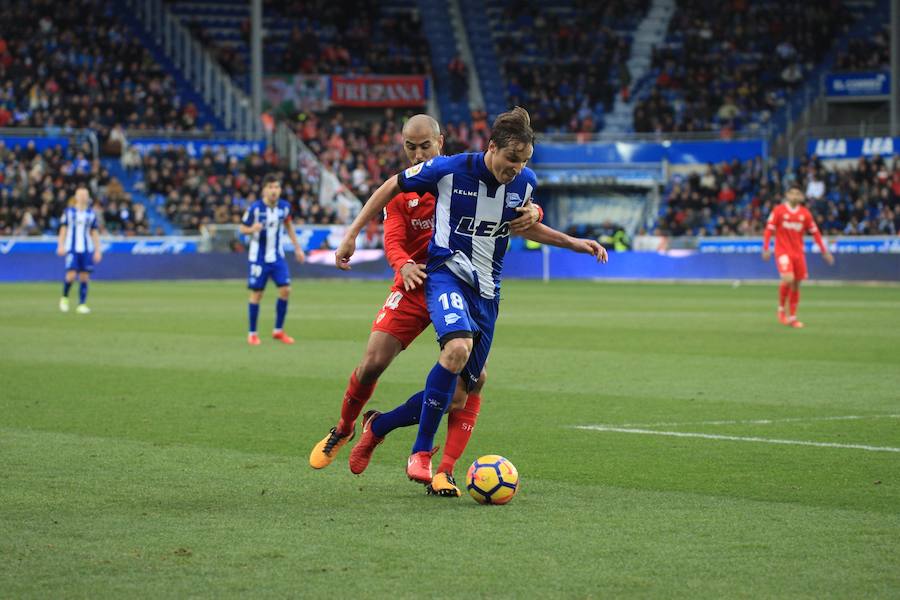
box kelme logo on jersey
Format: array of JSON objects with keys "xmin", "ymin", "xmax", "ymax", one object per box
[
  {"xmin": 505, "ymin": 192, "xmax": 523, "ymax": 207},
  {"xmin": 454, "ymin": 216, "xmax": 511, "ymax": 238}
]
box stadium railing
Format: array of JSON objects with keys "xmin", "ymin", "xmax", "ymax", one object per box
[
  {"xmin": 123, "ymin": 0, "xmax": 261, "ymax": 137},
  {"xmin": 0, "ymin": 128, "xmax": 100, "ymax": 160}
]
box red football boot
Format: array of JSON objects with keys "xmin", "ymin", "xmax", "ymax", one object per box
[
  {"xmin": 789, "ymin": 319, "xmax": 805, "ymax": 329},
  {"xmin": 272, "ymin": 330, "xmax": 295, "ymax": 344},
  {"xmin": 348, "ymin": 410, "xmax": 384, "ymax": 474},
  {"xmin": 777, "ymin": 308, "xmax": 789, "ymax": 326},
  {"xmin": 406, "ymin": 447, "xmax": 439, "ymax": 484},
  {"xmin": 247, "ymin": 333, "xmax": 261, "ymax": 346}
]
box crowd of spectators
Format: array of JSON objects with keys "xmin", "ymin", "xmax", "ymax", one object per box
[
  {"xmin": 0, "ymin": 141, "xmax": 149, "ymax": 236},
  {"xmin": 183, "ymin": 0, "xmax": 430, "ymax": 78},
  {"xmin": 492, "ymin": 0, "xmax": 648, "ymax": 134},
  {"xmin": 636, "ymin": 0, "xmax": 853, "ymax": 134},
  {"xmin": 834, "ymin": 25, "xmax": 889, "ymax": 72},
  {"xmin": 656, "ymin": 155, "xmax": 900, "ymax": 237},
  {"xmin": 138, "ymin": 146, "xmax": 339, "ymax": 232},
  {"xmin": 0, "ymin": 0, "xmax": 208, "ymax": 144}
]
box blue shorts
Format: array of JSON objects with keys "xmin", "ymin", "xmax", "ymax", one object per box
[
  {"xmin": 65, "ymin": 252, "xmax": 93, "ymax": 273},
  {"xmin": 248, "ymin": 260, "xmax": 290, "ymax": 290},
  {"xmin": 425, "ymin": 267, "xmax": 499, "ymax": 390}
]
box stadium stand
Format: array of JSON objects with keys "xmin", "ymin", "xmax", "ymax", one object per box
[
  {"xmin": 169, "ymin": 0, "xmax": 430, "ymax": 84},
  {"xmin": 0, "ymin": 0, "xmax": 217, "ymax": 141},
  {"xmin": 834, "ymin": 23, "xmax": 889, "ymax": 71},
  {"xmin": 655, "ymin": 157, "xmax": 900, "ymax": 237},
  {"xmin": 635, "ymin": 0, "xmax": 855, "ymax": 134},
  {"xmin": 476, "ymin": 0, "xmax": 650, "ymax": 133},
  {"xmin": 137, "ymin": 146, "xmax": 337, "ymax": 232},
  {"xmin": 0, "ymin": 141, "xmax": 149, "ymax": 236}
]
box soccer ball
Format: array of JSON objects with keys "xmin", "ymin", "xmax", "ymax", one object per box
[{"xmin": 466, "ymin": 455, "xmax": 519, "ymax": 505}]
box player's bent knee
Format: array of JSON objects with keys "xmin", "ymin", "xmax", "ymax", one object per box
[
  {"xmin": 278, "ymin": 286, "xmax": 291, "ymax": 299},
  {"xmin": 358, "ymin": 354, "xmax": 391, "ymax": 382},
  {"xmin": 440, "ymin": 339, "xmax": 472, "ymax": 372}
]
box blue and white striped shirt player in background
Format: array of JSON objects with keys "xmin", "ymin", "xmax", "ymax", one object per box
[
  {"xmin": 336, "ymin": 107, "xmax": 608, "ymax": 484},
  {"xmin": 239, "ymin": 172, "xmax": 306, "ymax": 346},
  {"xmin": 56, "ymin": 185, "xmax": 102, "ymax": 314}
]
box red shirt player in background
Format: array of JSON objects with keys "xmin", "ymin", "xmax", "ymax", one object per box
[
  {"xmin": 762, "ymin": 182, "xmax": 835, "ymax": 328},
  {"xmin": 308, "ymin": 114, "xmax": 541, "ymax": 490}
]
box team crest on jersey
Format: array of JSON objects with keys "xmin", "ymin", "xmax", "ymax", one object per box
[
  {"xmin": 505, "ymin": 192, "xmax": 523, "ymax": 207},
  {"xmin": 404, "ymin": 163, "xmax": 424, "ymax": 178}
]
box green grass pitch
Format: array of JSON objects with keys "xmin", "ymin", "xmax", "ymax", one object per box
[{"xmin": 2, "ymin": 279, "xmax": 899, "ymax": 598}]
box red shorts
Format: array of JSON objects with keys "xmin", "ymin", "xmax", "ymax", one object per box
[
  {"xmin": 371, "ymin": 284, "xmax": 431, "ymax": 349},
  {"xmin": 776, "ymin": 252, "xmax": 807, "ymax": 281}
]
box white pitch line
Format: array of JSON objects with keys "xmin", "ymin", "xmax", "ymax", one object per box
[
  {"xmin": 617, "ymin": 414, "xmax": 900, "ymax": 428},
  {"xmin": 573, "ymin": 425, "xmax": 900, "ymax": 453}
]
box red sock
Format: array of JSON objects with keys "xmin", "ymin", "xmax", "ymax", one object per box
[
  {"xmin": 778, "ymin": 282, "xmax": 790, "ymax": 309},
  {"xmin": 789, "ymin": 288, "xmax": 800, "ymax": 317},
  {"xmin": 438, "ymin": 393, "xmax": 481, "ymax": 476},
  {"xmin": 336, "ymin": 372, "xmax": 377, "ymax": 435}
]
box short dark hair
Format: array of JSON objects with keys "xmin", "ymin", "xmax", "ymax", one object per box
[
  {"xmin": 786, "ymin": 182, "xmax": 803, "ymax": 192},
  {"xmin": 262, "ymin": 173, "xmax": 282, "ymax": 187},
  {"xmin": 490, "ymin": 106, "xmax": 534, "ymax": 150}
]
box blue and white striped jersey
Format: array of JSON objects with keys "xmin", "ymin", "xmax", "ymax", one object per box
[
  {"xmin": 398, "ymin": 152, "xmax": 537, "ymax": 299},
  {"xmin": 242, "ymin": 199, "xmax": 292, "ymax": 264},
  {"xmin": 60, "ymin": 206, "xmax": 99, "ymax": 253}
]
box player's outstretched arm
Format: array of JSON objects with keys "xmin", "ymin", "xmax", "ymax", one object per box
[
  {"xmin": 56, "ymin": 225, "xmax": 67, "ymax": 256},
  {"xmin": 336, "ymin": 175, "xmax": 401, "ymax": 270},
  {"xmin": 520, "ymin": 223, "xmax": 608, "ymax": 263},
  {"xmin": 90, "ymin": 229, "xmax": 102, "ymax": 263},
  {"xmin": 285, "ymin": 219, "xmax": 306, "ymax": 263}
]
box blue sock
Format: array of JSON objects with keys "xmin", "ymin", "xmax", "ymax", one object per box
[
  {"xmin": 371, "ymin": 391, "xmax": 423, "ymax": 438},
  {"xmin": 275, "ymin": 298, "xmax": 288, "ymax": 330},
  {"xmin": 62, "ymin": 281, "xmax": 72, "ymax": 297},
  {"xmin": 412, "ymin": 363, "xmax": 458, "ymax": 454},
  {"xmin": 79, "ymin": 282, "xmax": 88, "ymax": 304},
  {"xmin": 248, "ymin": 303, "xmax": 260, "ymax": 333}
]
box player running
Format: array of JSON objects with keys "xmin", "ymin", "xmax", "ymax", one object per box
[
  {"xmin": 334, "ymin": 107, "xmax": 608, "ymax": 488},
  {"xmin": 57, "ymin": 186, "xmax": 102, "ymax": 314},
  {"xmin": 308, "ymin": 115, "xmax": 538, "ymax": 489},
  {"xmin": 240, "ymin": 173, "xmax": 306, "ymax": 345},
  {"xmin": 762, "ymin": 182, "xmax": 834, "ymax": 328}
]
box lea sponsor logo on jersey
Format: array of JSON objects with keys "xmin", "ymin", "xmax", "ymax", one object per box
[{"xmin": 454, "ymin": 216, "xmax": 511, "ymax": 238}]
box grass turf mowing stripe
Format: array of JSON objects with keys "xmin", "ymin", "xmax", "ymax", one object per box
[
  {"xmin": 618, "ymin": 414, "xmax": 900, "ymax": 428},
  {"xmin": 574, "ymin": 425, "xmax": 900, "ymax": 453}
]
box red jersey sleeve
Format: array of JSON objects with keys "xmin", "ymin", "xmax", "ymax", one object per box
[
  {"xmin": 804, "ymin": 207, "xmax": 828, "ymax": 254},
  {"xmin": 763, "ymin": 205, "xmax": 779, "ymax": 251},
  {"xmin": 383, "ymin": 193, "xmax": 413, "ymax": 271}
]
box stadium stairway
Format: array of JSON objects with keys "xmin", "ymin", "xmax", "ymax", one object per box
[
  {"xmin": 115, "ymin": 0, "xmax": 224, "ymax": 131},
  {"xmin": 418, "ymin": 0, "xmax": 471, "ymax": 124},
  {"xmin": 603, "ymin": 0, "xmax": 674, "ymax": 134},
  {"xmin": 457, "ymin": 0, "xmax": 507, "ymax": 121},
  {"xmin": 103, "ymin": 159, "xmax": 176, "ymax": 235}
]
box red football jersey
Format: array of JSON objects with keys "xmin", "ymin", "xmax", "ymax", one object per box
[
  {"xmin": 383, "ymin": 191, "xmax": 435, "ymax": 288},
  {"xmin": 764, "ymin": 203, "xmax": 826, "ymax": 256}
]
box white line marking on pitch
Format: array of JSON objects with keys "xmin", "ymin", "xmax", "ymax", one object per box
[
  {"xmin": 618, "ymin": 414, "xmax": 900, "ymax": 428},
  {"xmin": 573, "ymin": 425, "xmax": 900, "ymax": 453}
]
